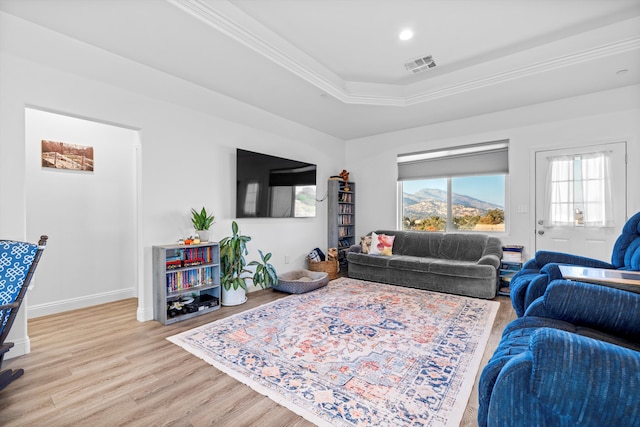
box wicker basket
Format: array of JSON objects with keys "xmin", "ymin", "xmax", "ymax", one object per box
[{"xmin": 307, "ymin": 258, "xmax": 339, "ymax": 280}]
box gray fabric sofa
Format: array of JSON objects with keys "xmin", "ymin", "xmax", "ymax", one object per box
[{"xmin": 347, "ymin": 230, "xmax": 503, "ymax": 299}]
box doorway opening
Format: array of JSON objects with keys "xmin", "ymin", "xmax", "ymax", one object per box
[{"xmin": 25, "ymin": 108, "xmax": 140, "ymax": 318}]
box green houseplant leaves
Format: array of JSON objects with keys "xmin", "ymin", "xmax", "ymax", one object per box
[
  {"xmin": 220, "ymin": 221, "xmax": 251, "ymax": 291},
  {"xmin": 191, "ymin": 207, "xmax": 215, "ymax": 231},
  {"xmin": 248, "ymin": 250, "xmax": 279, "ymax": 289},
  {"xmin": 220, "ymin": 221, "xmax": 278, "ymax": 291}
]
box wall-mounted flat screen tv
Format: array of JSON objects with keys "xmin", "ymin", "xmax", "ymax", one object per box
[{"xmin": 236, "ymin": 149, "xmax": 317, "ymax": 218}]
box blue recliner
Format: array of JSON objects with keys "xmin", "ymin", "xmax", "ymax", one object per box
[
  {"xmin": 510, "ymin": 211, "xmax": 640, "ymax": 316},
  {"xmin": 479, "ymin": 279, "xmax": 640, "ymax": 427}
]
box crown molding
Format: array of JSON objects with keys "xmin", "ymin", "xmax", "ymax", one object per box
[
  {"xmin": 169, "ymin": 0, "xmax": 640, "ymax": 107},
  {"xmin": 403, "ymin": 37, "xmax": 640, "ymax": 106}
]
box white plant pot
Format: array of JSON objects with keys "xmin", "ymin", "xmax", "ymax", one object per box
[
  {"xmin": 197, "ymin": 229, "xmax": 210, "ymax": 242},
  {"xmin": 221, "ymin": 285, "xmax": 247, "ymax": 306}
]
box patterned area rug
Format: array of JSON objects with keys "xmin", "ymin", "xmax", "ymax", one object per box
[{"xmin": 168, "ymin": 278, "xmax": 499, "ymax": 426}]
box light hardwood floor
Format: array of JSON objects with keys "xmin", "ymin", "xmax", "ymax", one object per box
[{"xmin": 0, "ymin": 288, "xmax": 515, "ymax": 426}]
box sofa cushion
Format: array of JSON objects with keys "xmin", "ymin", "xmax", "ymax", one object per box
[
  {"xmin": 398, "ymin": 231, "xmax": 442, "ymax": 257},
  {"xmin": 360, "ymin": 235, "xmax": 372, "ymax": 254},
  {"xmin": 438, "ymin": 233, "xmax": 489, "ymax": 261},
  {"xmin": 387, "ymin": 255, "xmax": 433, "ymax": 272},
  {"xmin": 347, "ymin": 252, "xmax": 391, "ymax": 268},
  {"xmin": 429, "ymin": 259, "xmax": 497, "ymax": 279},
  {"xmin": 369, "ymin": 232, "xmax": 395, "ymax": 256}
]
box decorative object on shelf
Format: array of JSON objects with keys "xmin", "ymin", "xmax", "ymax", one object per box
[
  {"xmin": 329, "ymin": 169, "xmax": 350, "ymax": 181},
  {"xmin": 338, "ymin": 169, "xmax": 351, "ymax": 191},
  {"xmin": 190, "ymin": 206, "xmax": 215, "ymax": 242},
  {"xmin": 181, "ymin": 236, "xmax": 200, "ymax": 245}
]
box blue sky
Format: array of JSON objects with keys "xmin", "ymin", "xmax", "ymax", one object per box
[{"xmin": 402, "ymin": 175, "xmax": 505, "ymax": 207}]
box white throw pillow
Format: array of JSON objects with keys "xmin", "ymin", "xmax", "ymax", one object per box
[{"xmin": 369, "ymin": 232, "xmax": 395, "ymax": 256}]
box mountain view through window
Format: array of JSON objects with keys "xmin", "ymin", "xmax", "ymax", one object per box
[{"xmin": 402, "ymin": 175, "xmax": 505, "ymax": 232}]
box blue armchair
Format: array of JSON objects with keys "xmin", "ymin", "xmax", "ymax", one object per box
[
  {"xmin": 479, "ymin": 279, "xmax": 640, "ymax": 426},
  {"xmin": 510, "ymin": 211, "xmax": 640, "ymax": 316},
  {"xmin": 0, "ymin": 236, "xmax": 47, "ymax": 391},
  {"xmin": 481, "ymin": 328, "xmax": 640, "ymax": 427}
]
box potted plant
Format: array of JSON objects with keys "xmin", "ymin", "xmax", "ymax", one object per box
[
  {"xmin": 190, "ymin": 207, "xmax": 215, "ymax": 242},
  {"xmin": 219, "ymin": 221, "xmax": 251, "ymax": 306},
  {"xmin": 248, "ymin": 250, "xmax": 278, "ymax": 289}
]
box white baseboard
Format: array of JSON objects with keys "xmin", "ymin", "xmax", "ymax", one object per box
[
  {"xmin": 4, "ymin": 336, "xmax": 30, "ymax": 360},
  {"xmin": 136, "ymin": 305, "xmax": 154, "ymax": 322},
  {"xmin": 27, "ymin": 288, "xmax": 136, "ymax": 319}
]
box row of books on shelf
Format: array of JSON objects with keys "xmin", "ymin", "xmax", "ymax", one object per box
[
  {"xmin": 500, "ymin": 266, "xmax": 519, "ymax": 281},
  {"xmin": 500, "ymin": 257, "xmax": 523, "ymax": 284},
  {"xmin": 339, "ymin": 193, "xmax": 353, "ymax": 203},
  {"xmin": 166, "ymin": 267, "xmax": 217, "ymax": 293},
  {"xmin": 165, "ymin": 246, "xmax": 215, "ymax": 269},
  {"xmin": 338, "ymin": 226, "xmax": 354, "ymax": 237},
  {"xmin": 338, "ymin": 215, "xmax": 353, "ymax": 225},
  {"xmin": 338, "ymin": 238, "xmax": 352, "ymax": 249},
  {"xmin": 502, "ymin": 245, "xmax": 524, "ymax": 263},
  {"xmin": 338, "ymin": 204, "xmax": 353, "ymax": 214}
]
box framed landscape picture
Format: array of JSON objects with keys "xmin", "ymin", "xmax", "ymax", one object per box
[{"xmin": 41, "ymin": 140, "xmax": 94, "ymax": 172}]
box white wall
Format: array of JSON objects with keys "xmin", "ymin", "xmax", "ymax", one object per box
[
  {"xmin": 25, "ymin": 108, "xmax": 138, "ymax": 317},
  {"xmin": 0, "ymin": 12, "xmax": 344, "ymax": 358},
  {"xmin": 346, "ymin": 85, "xmax": 640, "ymax": 261}
]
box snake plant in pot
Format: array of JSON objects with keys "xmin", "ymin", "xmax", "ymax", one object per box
[{"xmin": 190, "ymin": 207, "xmax": 215, "ymax": 242}]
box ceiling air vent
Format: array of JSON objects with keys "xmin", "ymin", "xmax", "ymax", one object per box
[{"xmin": 404, "ymin": 55, "xmax": 436, "ymax": 74}]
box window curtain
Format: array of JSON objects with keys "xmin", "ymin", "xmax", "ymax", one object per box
[
  {"xmin": 581, "ymin": 151, "xmax": 613, "ymax": 227},
  {"xmin": 544, "ymin": 151, "xmax": 613, "ymax": 227},
  {"xmin": 544, "ymin": 155, "xmax": 574, "ymax": 226}
]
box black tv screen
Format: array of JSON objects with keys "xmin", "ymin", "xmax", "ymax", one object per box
[{"xmin": 236, "ymin": 149, "xmax": 317, "ymax": 218}]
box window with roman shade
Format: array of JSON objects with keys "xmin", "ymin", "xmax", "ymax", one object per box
[{"xmin": 397, "ymin": 141, "xmax": 509, "ymax": 232}]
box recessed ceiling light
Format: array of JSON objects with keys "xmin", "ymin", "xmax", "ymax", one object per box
[{"xmin": 399, "ymin": 29, "xmax": 414, "ymax": 41}]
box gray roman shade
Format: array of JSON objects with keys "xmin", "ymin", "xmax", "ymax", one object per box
[{"xmin": 397, "ymin": 140, "xmax": 509, "ymax": 180}]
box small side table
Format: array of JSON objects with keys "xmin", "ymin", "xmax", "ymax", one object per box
[{"xmin": 559, "ymin": 265, "xmax": 640, "ymax": 293}]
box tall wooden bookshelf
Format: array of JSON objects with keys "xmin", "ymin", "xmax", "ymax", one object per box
[
  {"xmin": 153, "ymin": 242, "xmax": 221, "ymax": 325},
  {"xmin": 328, "ymin": 179, "xmax": 355, "ymax": 269}
]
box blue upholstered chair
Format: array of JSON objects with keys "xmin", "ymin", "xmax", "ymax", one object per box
[
  {"xmin": 0, "ymin": 235, "xmax": 47, "ymax": 391},
  {"xmin": 510, "ymin": 211, "xmax": 640, "ymax": 316},
  {"xmin": 479, "ymin": 279, "xmax": 640, "ymax": 427}
]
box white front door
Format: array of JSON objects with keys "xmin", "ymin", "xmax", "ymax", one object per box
[{"xmin": 534, "ymin": 142, "xmax": 627, "ymax": 261}]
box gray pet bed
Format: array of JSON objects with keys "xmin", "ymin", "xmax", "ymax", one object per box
[{"xmin": 275, "ymin": 269, "xmax": 329, "ymax": 294}]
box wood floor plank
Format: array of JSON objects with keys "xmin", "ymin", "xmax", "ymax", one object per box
[{"xmin": 0, "ymin": 287, "xmax": 515, "ymax": 426}]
